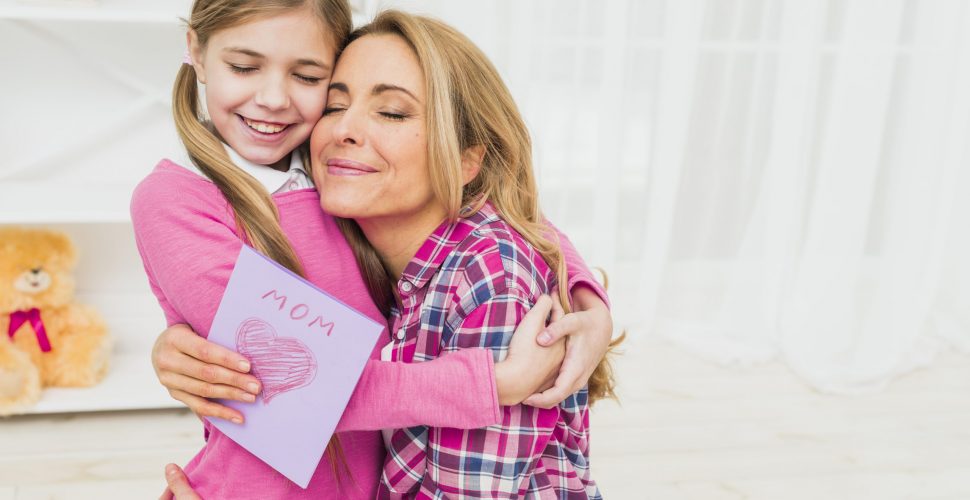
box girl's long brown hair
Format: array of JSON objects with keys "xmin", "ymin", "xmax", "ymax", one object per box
[
  {"xmin": 335, "ymin": 10, "xmax": 622, "ymax": 404},
  {"xmin": 173, "ymin": 0, "xmax": 353, "ymax": 472}
]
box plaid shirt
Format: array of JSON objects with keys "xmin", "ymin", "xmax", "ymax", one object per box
[{"xmin": 379, "ymin": 203, "xmax": 601, "ymax": 499}]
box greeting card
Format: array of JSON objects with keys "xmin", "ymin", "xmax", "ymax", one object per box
[{"xmin": 206, "ymin": 245, "xmax": 384, "ymax": 488}]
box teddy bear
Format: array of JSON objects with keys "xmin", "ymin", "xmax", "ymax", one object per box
[{"xmin": 0, "ymin": 227, "xmax": 111, "ymax": 416}]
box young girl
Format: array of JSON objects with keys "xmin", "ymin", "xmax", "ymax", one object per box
[
  {"xmin": 311, "ymin": 11, "xmax": 615, "ymax": 498},
  {"xmin": 131, "ymin": 0, "xmax": 613, "ymax": 498}
]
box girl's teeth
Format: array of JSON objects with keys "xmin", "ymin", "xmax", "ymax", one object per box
[{"xmin": 244, "ymin": 118, "xmax": 285, "ymax": 134}]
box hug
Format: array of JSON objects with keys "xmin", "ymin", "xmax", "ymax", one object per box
[{"xmin": 131, "ymin": 1, "xmax": 621, "ymax": 498}]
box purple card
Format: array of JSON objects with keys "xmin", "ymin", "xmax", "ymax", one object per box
[{"xmin": 206, "ymin": 245, "xmax": 384, "ymax": 488}]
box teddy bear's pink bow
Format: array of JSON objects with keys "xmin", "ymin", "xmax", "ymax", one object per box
[{"xmin": 8, "ymin": 308, "xmax": 52, "ymax": 353}]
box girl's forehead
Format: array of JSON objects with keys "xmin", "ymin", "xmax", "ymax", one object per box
[{"xmin": 209, "ymin": 10, "xmax": 335, "ymax": 55}]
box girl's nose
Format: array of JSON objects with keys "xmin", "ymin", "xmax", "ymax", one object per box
[{"xmin": 254, "ymin": 78, "xmax": 290, "ymax": 110}]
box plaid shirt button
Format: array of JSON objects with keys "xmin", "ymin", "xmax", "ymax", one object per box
[
  {"xmin": 400, "ymin": 281, "xmax": 414, "ymax": 293},
  {"xmin": 396, "ymin": 327, "xmax": 406, "ymax": 340}
]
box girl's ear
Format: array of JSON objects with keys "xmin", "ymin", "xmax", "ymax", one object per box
[
  {"xmin": 460, "ymin": 145, "xmax": 486, "ymax": 186},
  {"xmin": 187, "ymin": 30, "xmax": 207, "ymax": 84}
]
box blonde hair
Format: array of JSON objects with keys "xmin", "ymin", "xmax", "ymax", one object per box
[
  {"xmin": 337, "ymin": 10, "xmax": 621, "ymax": 404},
  {"xmin": 172, "ymin": 0, "xmax": 352, "ymax": 473}
]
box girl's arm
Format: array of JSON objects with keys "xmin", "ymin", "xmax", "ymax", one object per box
[
  {"xmin": 523, "ymin": 223, "xmax": 614, "ymax": 408},
  {"xmin": 133, "ymin": 172, "xmax": 552, "ymax": 429},
  {"xmin": 554, "ymin": 223, "xmax": 610, "ymax": 307},
  {"xmin": 132, "ymin": 171, "xmax": 264, "ymax": 422},
  {"xmin": 337, "ymin": 295, "xmax": 565, "ymax": 431}
]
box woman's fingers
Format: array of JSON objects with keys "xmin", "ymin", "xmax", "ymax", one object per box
[
  {"xmin": 164, "ymin": 463, "xmax": 201, "ymax": 500},
  {"xmin": 168, "ymin": 389, "xmax": 245, "ymax": 424}
]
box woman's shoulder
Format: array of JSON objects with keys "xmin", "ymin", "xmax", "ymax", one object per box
[{"xmin": 447, "ymin": 208, "xmax": 552, "ymax": 301}]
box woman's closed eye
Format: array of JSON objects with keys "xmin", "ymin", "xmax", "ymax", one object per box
[{"xmin": 379, "ymin": 111, "xmax": 409, "ymax": 121}]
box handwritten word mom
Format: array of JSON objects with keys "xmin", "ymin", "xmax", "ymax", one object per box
[{"xmin": 261, "ymin": 290, "xmax": 335, "ymax": 336}]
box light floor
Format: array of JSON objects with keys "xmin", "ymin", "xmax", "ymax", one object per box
[{"xmin": 1, "ymin": 336, "xmax": 968, "ymax": 499}]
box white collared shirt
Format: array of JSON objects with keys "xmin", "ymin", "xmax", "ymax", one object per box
[
  {"xmin": 175, "ymin": 145, "xmax": 314, "ymax": 194},
  {"xmin": 225, "ymin": 147, "xmax": 313, "ymax": 194}
]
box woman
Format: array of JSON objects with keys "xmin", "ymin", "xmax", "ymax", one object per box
[{"xmin": 316, "ymin": 11, "xmax": 614, "ymax": 497}]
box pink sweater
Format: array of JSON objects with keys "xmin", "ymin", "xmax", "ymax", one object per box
[{"xmin": 130, "ymin": 160, "xmax": 605, "ymax": 499}]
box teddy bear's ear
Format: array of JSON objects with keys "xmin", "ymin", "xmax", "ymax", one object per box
[{"xmin": 47, "ymin": 231, "xmax": 78, "ymax": 269}]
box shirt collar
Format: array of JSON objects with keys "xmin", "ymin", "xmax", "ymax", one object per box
[
  {"xmin": 223, "ymin": 145, "xmax": 309, "ymax": 193},
  {"xmin": 399, "ymin": 202, "xmax": 501, "ymax": 292}
]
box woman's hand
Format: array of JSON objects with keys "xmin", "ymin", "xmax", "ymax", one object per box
[
  {"xmin": 159, "ymin": 464, "xmax": 200, "ymax": 500},
  {"xmin": 494, "ymin": 295, "xmax": 566, "ymax": 406},
  {"xmin": 152, "ymin": 324, "xmax": 261, "ymax": 423},
  {"xmin": 525, "ymin": 286, "xmax": 613, "ymax": 409}
]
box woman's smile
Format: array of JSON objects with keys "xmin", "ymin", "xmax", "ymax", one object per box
[{"xmin": 326, "ymin": 157, "xmax": 379, "ymax": 176}]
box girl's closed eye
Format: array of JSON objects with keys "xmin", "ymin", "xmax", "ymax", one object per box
[
  {"xmin": 228, "ymin": 63, "xmax": 256, "ymax": 74},
  {"xmin": 295, "ymin": 73, "xmax": 326, "ymax": 85}
]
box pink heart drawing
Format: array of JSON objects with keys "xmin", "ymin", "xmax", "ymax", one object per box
[{"xmin": 236, "ymin": 318, "xmax": 318, "ymax": 404}]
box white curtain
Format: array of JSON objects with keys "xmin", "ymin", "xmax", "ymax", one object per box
[{"xmin": 367, "ymin": 0, "xmax": 970, "ymax": 393}]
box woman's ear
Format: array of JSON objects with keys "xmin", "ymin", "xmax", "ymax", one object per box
[
  {"xmin": 461, "ymin": 145, "xmax": 486, "ymax": 186},
  {"xmin": 187, "ymin": 30, "xmax": 207, "ymax": 84}
]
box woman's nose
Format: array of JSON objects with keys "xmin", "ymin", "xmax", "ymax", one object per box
[{"xmin": 333, "ymin": 109, "xmax": 363, "ymax": 146}]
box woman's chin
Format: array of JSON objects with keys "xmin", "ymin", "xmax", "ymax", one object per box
[{"xmin": 320, "ymin": 199, "xmax": 367, "ymax": 219}]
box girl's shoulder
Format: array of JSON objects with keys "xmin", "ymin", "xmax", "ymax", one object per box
[
  {"xmin": 133, "ymin": 158, "xmax": 319, "ymax": 213},
  {"xmin": 134, "ymin": 158, "xmax": 221, "ymax": 199},
  {"xmin": 130, "ymin": 159, "xmax": 230, "ymax": 227}
]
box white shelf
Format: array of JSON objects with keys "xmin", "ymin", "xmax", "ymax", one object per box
[
  {"xmin": 24, "ymin": 349, "xmax": 181, "ymax": 415},
  {"xmin": 20, "ymin": 300, "xmax": 182, "ymax": 414},
  {"xmin": 0, "ymin": 0, "xmax": 190, "ymax": 23},
  {"xmin": 0, "ymin": 182, "xmax": 134, "ymax": 224},
  {"xmin": 1, "ymin": 0, "xmax": 192, "ymax": 417}
]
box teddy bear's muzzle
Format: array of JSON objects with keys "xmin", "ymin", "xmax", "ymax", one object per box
[{"xmin": 14, "ymin": 270, "xmax": 52, "ymax": 294}]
